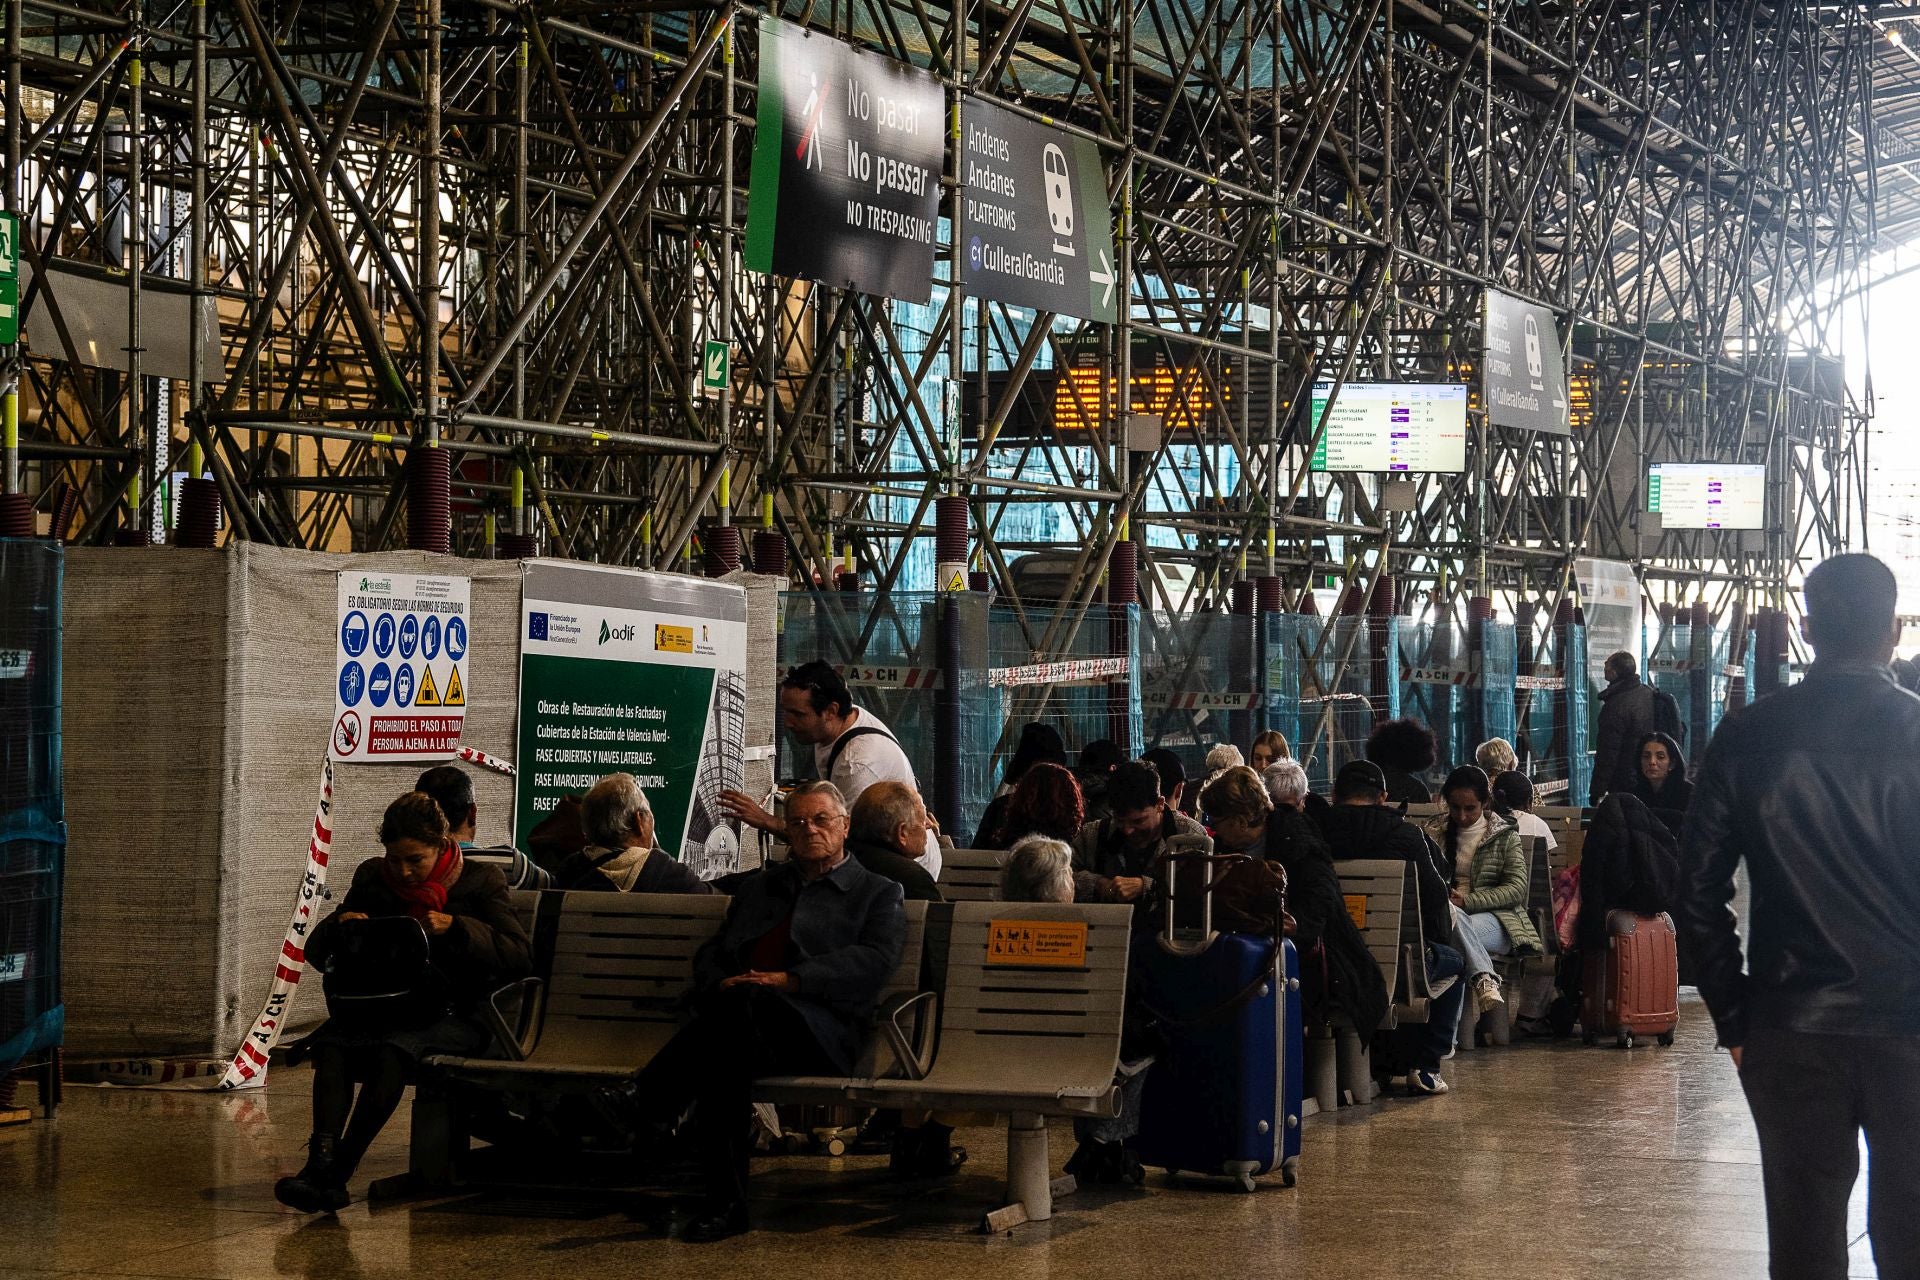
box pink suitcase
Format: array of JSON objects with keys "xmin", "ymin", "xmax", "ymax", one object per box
[{"xmin": 1581, "ymin": 911, "xmax": 1678, "ymax": 1049}]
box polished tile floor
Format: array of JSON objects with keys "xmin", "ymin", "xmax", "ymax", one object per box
[{"xmin": 0, "ymin": 992, "xmax": 1883, "ymax": 1278}]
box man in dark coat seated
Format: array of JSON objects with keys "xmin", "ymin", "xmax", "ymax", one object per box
[{"xmin": 611, "ymin": 780, "xmax": 906, "ymax": 1242}]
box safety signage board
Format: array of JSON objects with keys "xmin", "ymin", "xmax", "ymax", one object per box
[
  {"xmin": 701, "ymin": 339, "xmax": 729, "ymax": 395},
  {"xmin": 958, "ymin": 96, "xmax": 1117, "ymax": 323},
  {"xmin": 0, "ymin": 211, "xmax": 17, "ymax": 278},
  {"xmin": 330, "ymin": 570, "xmax": 470, "ymax": 762},
  {"xmin": 744, "ymin": 17, "xmax": 944, "ymax": 303},
  {"xmin": 1483, "ymin": 287, "xmax": 1570, "ymax": 435},
  {"xmin": 515, "ymin": 560, "xmax": 749, "ymax": 879},
  {"xmin": 986, "ymin": 919, "xmax": 1088, "ymax": 968}
]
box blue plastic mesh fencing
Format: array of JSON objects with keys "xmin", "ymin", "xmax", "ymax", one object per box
[
  {"xmin": 1563, "ymin": 624, "xmax": 1590, "ymax": 807},
  {"xmin": 1, "ymin": 539, "xmax": 64, "ymax": 1080},
  {"xmin": 1647, "ymin": 622, "xmax": 1692, "ymax": 742},
  {"xmin": 1140, "ymin": 608, "xmax": 1255, "ymax": 782},
  {"xmin": 1298, "ymin": 617, "xmax": 1390, "ymax": 794},
  {"xmin": 1263, "ymin": 613, "xmax": 1311, "ymax": 768},
  {"xmin": 1397, "ymin": 620, "xmax": 1463, "ymax": 783},
  {"xmin": 777, "ymin": 591, "xmax": 1139, "ymax": 841},
  {"xmin": 1475, "ymin": 621, "xmax": 1518, "ymax": 754}
]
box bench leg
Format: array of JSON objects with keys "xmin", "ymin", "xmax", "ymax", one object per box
[
  {"xmin": 1334, "ymin": 1030, "xmax": 1376, "ymax": 1104},
  {"xmin": 981, "ymin": 1112, "xmax": 1053, "ymax": 1232},
  {"xmin": 1305, "ymin": 1028, "xmax": 1339, "ymax": 1115},
  {"xmin": 1484, "ymin": 997, "xmax": 1512, "ymax": 1047},
  {"xmin": 1454, "ymin": 987, "xmax": 1477, "ymax": 1052}
]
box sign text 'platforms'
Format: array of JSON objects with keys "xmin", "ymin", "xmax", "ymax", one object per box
[
  {"xmin": 745, "ymin": 19, "xmax": 944, "ymax": 303},
  {"xmin": 958, "ymin": 96, "xmax": 1116, "ymax": 324},
  {"xmin": 1483, "ymin": 287, "xmax": 1571, "ymax": 435}
]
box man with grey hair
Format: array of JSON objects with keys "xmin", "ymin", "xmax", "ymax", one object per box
[
  {"xmin": 1262, "ymin": 760, "xmax": 1311, "ymax": 812},
  {"xmin": 847, "ymin": 781, "xmax": 941, "ymax": 902},
  {"xmin": 552, "ymin": 773, "xmax": 711, "ymax": 894},
  {"xmin": 999, "ymin": 836, "xmax": 1074, "ymax": 903},
  {"xmin": 605, "ymin": 776, "xmax": 905, "ymax": 1241}
]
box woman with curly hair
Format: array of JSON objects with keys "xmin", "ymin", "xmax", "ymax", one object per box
[
  {"xmin": 981, "ymin": 761, "xmax": 1086, "ymax": 849},
  {"xmin": 1366, "ymin": 717, "xmax": 1439, "ymax": 804}
]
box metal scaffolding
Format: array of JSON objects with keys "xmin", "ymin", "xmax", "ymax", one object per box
[{"xmin": 0, "ymin": 2, "xmax": 1883, "ymax": 695}]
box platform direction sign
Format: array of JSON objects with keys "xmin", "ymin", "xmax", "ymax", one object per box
[
  {"xmin": 331, "ymin": 571, "xmax": 470, "ymax": 762},
  {"xmin": 1483, "ymin": 287, "xmax": 1570, "ymax": 435},
  {"xmin": 702, "ymin": 339, "xmax": 729, "ymax": 396},
  {"xmin": 958, "ymin": 96, "xmax": 1117, "ymax": 324}
]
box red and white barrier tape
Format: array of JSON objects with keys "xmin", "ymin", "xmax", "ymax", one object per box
[
  {"xmin": 1513, "ymin": 674, "xmax": 1567, "ymax": 691},
  {"xmin": 455, "ymin": 744, "xmax": 516, "ymax": 777},
  {"xmin": 1144, "ymin": 690, "xmax": 1262, "ymax": 710},
  {"xmin": 987, "ymin": 656, "xmax": 1130, "ymax": 689},
  {"xmin": 219, "ymin": 759, "xmax": 335, "ymax": 1091}
]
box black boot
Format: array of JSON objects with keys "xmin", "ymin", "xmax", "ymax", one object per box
[
  {"xmin": 274, "ymin": 1133, "xmax": 351, "ymax": 1214},
  {"xmin": 1063, "ymin": 1138, "xmax": 1143, "ymax": 1186},
  {"xmin": 889, "ymin": 1122, "xmax": 968, "ymax": 1178}
]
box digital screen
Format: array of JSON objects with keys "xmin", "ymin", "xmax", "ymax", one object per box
[
  {"xmin": 1308, "ymin": 382, "xmax": 1468, "ymax": 473},
  {"xmin": 1647, "ymin": 463, "xmax": 1766, "ymax": 530}
]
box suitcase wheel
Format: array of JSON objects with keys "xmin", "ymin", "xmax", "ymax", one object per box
[
  {"xmin": 1280, "ymin": 1157, "xmax": 1298, "ymax": 1189},
  {"xmin": 1657, "ymin": 1031, "xmax": 1675, "ymax": 1047},
  {"xmin": 1617, "ymin": 1033, "xmax": 1633, "ymax": 1050},
  {"xmin": 825, "ymin": 1137, "xmax": 848, "ymax": 1156}
]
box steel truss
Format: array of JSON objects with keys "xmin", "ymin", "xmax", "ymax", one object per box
[{"xmin": 0, "ymin": 1, "xmax": 1879, "ymax": 686}]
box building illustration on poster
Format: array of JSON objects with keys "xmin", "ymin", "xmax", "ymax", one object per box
[
  {"xmin": 330, "ymin": 571, "xmax": 470, "ymax": 763},
  {"xmin": 744, "ymin": 18, "xmax": 945, "ymax": 302},
  {"xmin": 515, "ymin": 561, "xmax": 748, "ymax": 878}
]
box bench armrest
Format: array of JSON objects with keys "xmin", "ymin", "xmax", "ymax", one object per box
[
  {"xmin": 881, "ymin": 990, "xmax": 938, "ymax": 1081},
  {"xmin": 482, "ymin": 977, "xmax": 544, "ymax": 1062}
]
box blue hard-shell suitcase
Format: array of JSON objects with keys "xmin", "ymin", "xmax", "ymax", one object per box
[{"xmin": 1130, "ymin": 846, "xmax": 1303, "ymax": 1191}]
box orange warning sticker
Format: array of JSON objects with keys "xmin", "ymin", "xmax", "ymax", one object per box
[
  {"xmin": 986, "ymin": 919, "xmax": 1088, "ymax": 968},
  {"xmin": 1343, "ymin": 894, "xmax": 1368, "ymax": 931}
]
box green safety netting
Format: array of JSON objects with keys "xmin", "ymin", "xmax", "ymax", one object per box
[{"xmin": 0, "ymin": 539, "xmax": 63, "ymax": 1081}]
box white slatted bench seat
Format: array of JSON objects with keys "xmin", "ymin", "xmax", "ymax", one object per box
[{"xmin": 936, "ymin": 847, "xmax": 1006, "ymax": 902}]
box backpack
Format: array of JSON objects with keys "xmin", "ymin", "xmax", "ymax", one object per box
[
  {"xmin": 1652, "ymin": 687, "xmax": 1685, "ymax": 748},
  {"xmin": 823, "ymin": 724, "xmax": 899, "ymax": 777},
  {"xmin": 321, "ymin": 915, "xmax": 450, "ymax": 1034}
]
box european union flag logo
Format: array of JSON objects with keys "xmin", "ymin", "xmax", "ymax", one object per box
[{"xmin": 528, "ymin": 611, "xmax": 549, "ymax": 641}]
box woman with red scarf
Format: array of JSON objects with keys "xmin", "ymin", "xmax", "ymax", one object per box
[{"xmin": 275, "ymin": 791, "xmax": 531, "ymax": 1213}]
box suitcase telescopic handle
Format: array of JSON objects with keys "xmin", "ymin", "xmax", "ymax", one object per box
[{"xmin": 1157, "ymin": 836, "xmax": 1242, "ymax": 955}]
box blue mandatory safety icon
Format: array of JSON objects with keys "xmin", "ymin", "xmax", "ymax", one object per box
[
  {"xmin": 338, "ymin": 660, "xmax": 367, "ymax": 707},
  {"xmin": 341, "ymin": 610, "xmax": 370, "ymax": 657},
  {"xmin": 398, "ymin": 613, "xmax": 420, "ymax": 660},
  {"xmin": 393, "ymin": 663, "xmax": 415, "ymax": 708},
  {"xmin": 368, "ymin": 662, "xmax": 393, "ymax": 707},
  {"xmin": 371, "ymin": 613, "xmax": 397, "ymax": 658},
  {"xmin": 446, "ymin": 616, "xmax": 468, "ymax": 659},
  {"xmin": 422, "ymin": 614, "xmax": 443, "ymax": 661}
]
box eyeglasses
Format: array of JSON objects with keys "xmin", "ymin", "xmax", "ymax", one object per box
[{"xmin": 786, "ymin": 813, "xmax": 848, "ymax": 832}]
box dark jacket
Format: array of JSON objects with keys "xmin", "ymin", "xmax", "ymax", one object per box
[
  {"xmin": 1592, "ymin": 674, "xmax": 1658, "ymax": 801},
  {"xmin": 1629, "ymin": 732, "xmax": 1694, "ymax": 836},
  {"xmin": 845, "ymin": 835, "xmax": 942, "ymax": 902},
  {"xmin": 307, "ymin": 856, "xmax": 532, "ymax": 1008},
  {"xmin": 1378, "ymin": 768, "xmax": 1432, "ymax": 805},
  {"xmin": 1261, "ymin": 811, "xmax": 1389, "ymax": 1036},
  {"xmin": 551, "ymin": 845, "xmax": 714, "ymax": 895},
  {"xmin": 1318, "ymin": 802, "xmax": 1452, "ymax": 946},
  {"xmin": 1680, "ymin": 660, "xmax": 1920, "ymax": 1047},
  {"xmin": 1078, "ymin": 770, "xmax": 1115, "ymax": 824},
  {"xmin": 1069, "ymin": 809, "xmax": 1208, "ymax": 904},
  {"xmin": 693, "ymin": 855, "xmax": 906, "ymax": 1073},
  {"xmin": 970, "ymin": 793, "xmax": 1011, "ymax": 851},
  {"xmin": 1578, "ymin": 792, "xmax": 1678, "ymax": 951}
]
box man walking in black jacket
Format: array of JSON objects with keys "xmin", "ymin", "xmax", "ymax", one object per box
[
  {"xmin": 1681, "ymin": 554, "xmax": 1920, "ymax": 1279},
  {"xmin": 1590, "ymin": 651, "xmax": 1657, "ymax": 802}
]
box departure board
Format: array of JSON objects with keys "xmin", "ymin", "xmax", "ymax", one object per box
[
  {"xmin": 1308, "ymin": 382, "xmax": 1468, "ymax": 473},
  {"xmin": 1648, "ymin": 463, "xmax": 1766, "ymax": 529}
]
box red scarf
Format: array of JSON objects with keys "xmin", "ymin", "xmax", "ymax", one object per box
[{"xmin": 380, "ymin": 842, "xmax": 464, "ymax": 920}]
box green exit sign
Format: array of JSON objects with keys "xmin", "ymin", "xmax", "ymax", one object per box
[{"xmin": 0, "ymin": 211, "xmax": 17, "ymax": 279}]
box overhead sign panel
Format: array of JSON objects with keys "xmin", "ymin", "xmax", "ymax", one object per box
[
  {"xmin": 1308, "ymin": 382, "xmax": 1468, "ymax": 473},
  {"xmin": 1648, "ymin": 462, "xmax": 1767, "ymax": 530},
  {"xmin": 745, "ymin": 18, "xmax": 943, "ymax": 303},
  {"xmin": 958, "ymin": 97, "xmax": 1116, "ymax": 323},
  {"xmin": 1483, "ymin": 288, "xmax": 1570, "ymax": 435}
]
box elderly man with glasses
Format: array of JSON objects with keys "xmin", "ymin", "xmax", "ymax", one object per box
[{"xmin": 603, "ymin": 780, "xmax": 905, "ymax": 1243}]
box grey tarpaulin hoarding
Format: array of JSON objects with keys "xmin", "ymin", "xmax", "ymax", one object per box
[
  {"xmin": 958, "ymin": 96, "xmax": 1117, "ymax": 323},
  {"xmin": 1483, "ymin": 287, "xmax": 1570, "ymax": 434},
  {"xmin": 744, "ymin": 18, "xmax": 944, "ymax": 303}
]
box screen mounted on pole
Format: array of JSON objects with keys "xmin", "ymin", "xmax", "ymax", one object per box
[
  {"xmin": 1647, "ymin": 463, "xmax": 1766, "ymax": 530},
  {"xmin": 1308, "ymin": 382, "xmax": 1468, "ymax": 474}
]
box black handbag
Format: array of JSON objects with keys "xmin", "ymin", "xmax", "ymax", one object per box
[{"xmin": 320, "ymin": 916, "xmax": 451, "ymax": 1034}]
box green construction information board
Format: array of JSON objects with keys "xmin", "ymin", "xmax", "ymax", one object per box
[{"xmin": 515, "ymin": 561, "xmax": 750, "ymax": 879}]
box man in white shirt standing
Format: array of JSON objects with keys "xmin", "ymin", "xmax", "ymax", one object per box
[{"xmin": 719, "ymin": 661, "xmax": 943, "ymax": 877}]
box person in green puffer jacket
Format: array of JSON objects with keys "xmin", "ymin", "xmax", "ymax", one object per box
[{"xmin": 1422, "ymin": 765, "xmax": 1543, "ymax": 1017}]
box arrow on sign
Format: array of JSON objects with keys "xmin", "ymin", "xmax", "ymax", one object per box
[
  {"xmin": 1088, "ymin": 249, "xmax": 1115, "ymax": 308},
  {"xmin": 706, "ymin": 345, "xmax": 725, "ymax": 383}
]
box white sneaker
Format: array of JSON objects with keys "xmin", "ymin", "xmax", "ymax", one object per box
[
  {"xmin": 1408, "ymin": 1069, "xmax": 1449, "ymax": 1096},
  {"xmin": 1475, "ymin": 975, "xmax": 1505, "ymax": 1015}
]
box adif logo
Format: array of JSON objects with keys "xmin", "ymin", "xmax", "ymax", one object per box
[{"xmin": 598, "ymin": 620, "xmax": 637, "ymax": 646}]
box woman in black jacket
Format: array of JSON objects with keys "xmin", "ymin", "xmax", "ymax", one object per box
[
  {"xmin": 1630, "ymin": 731, "xmax": 1693, "ymax": 836},
  {"xmin": 275, "ymin": 791, "xmax": 532, "ymax": 1214}
]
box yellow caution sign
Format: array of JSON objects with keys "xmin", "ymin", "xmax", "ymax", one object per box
[
  {"xmin": 415, "ymin": 664, "xmax": 442, "ymax": 707},
  {"xmin": 986, "ymin": 919, "xmax": 1088, "ymax": 968},
  {"xmin": 443, "ymin": 665, "xmax": 465, "ymax": 707},
  {"xmin": 1343, "ymin": 893, "xmax": 1368, "ymax": 930}
]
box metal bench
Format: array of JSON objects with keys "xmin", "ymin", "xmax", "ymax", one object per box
[
  {"xmin": 853, "ymin": 900, "xmax": 1133, "ymax": 1232},
  {"xmin": 1305, "ymin": 859, "xmax": 1436, "ymax": 1111},
  {"xmin": 936, "ymin": 847, "xmax": 1006, "ymax": 902}
]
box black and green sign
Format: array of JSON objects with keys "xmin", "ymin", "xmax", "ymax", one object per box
[
  {"xmin": 745, "ymin": 17, "xmax": 944, "ymax": 303},
  {"xmin": 959, "ymin": 97, "xmax": 1116, "ymax": 324}
]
